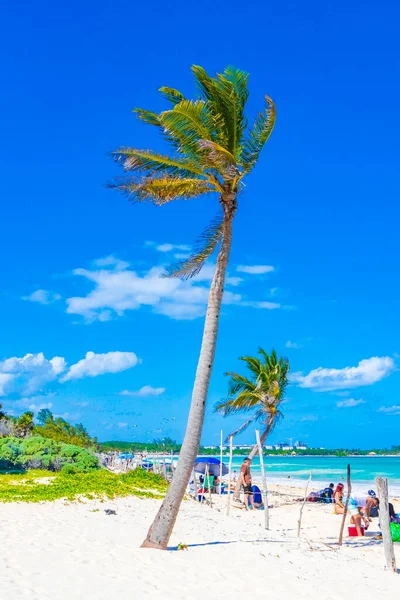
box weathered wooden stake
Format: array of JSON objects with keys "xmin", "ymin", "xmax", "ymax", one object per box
[
  {"xmin": 297, "ymin": 471, "xmax": 312, "ymax": 537},
  {"xmin": 226, "ymin": 436, "xmax": 233, "ymax": 516},
  {"xmin": 256, "ymin": 430, "xmax": 269, "ymax": 530},
  {"xmin": 376, "ymin": 476, "xmax": 398, "ymax": 573},
  {"xmin": 338, "ymin": 464, "xmax": 351, "ymax": 546}
]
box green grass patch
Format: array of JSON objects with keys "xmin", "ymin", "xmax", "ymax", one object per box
[{"xmin": 0, "ymin": 468, "xmax": 168, "ymax": 503}]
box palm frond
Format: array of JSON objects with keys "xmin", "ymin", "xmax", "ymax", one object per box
[
  {"xmin": 160, "ymin": 100, "xmax": 214, "ymax": 156},
  {"xmin": 133, "ymin": 108, "xmax": 162, "ymax": 127},
  {"xmin": 108, "ymin": 176, "xmax": 213, "ymax": 205},
  {"xmin": 198, "ymin": 140, "xmax": 239, "ymax": 180},
  {"xmin": 225, "ymin": 372, "xmax": 257, "ymax": 397},
  {"xmin": 239, "ymin": 355, "xmax": 264, "ymax": 379},
  {"xmin": 224, "ymin": 417, "xmax": 255, "ymax": 442},
  {"xmin": 215, "ymin": 66, "xmax": 249, "ymax": 156},
  {"xmin": 159, "ymin": 86, "xmax": 185, "ymax": 105},
  {"xmin": 216, "ymin": 390, "xmax": 265, "ymax": 416},
  {"xmin": 241, "ymin": 96, "xmax": 276, "ymax": 171},
  {"xmin": 164, "ymin": 215, "xmax": 223, "ymax": 279},
  {"xmin": 192, "ymin": 65, "xmax": 250, "ymax": 159},
  {"xmin": 110, "ymin": 148, "xmax": 205, "ymax": 179},
  {"xmin": 191, "ymin": 65, "xmax": 236, "ymax": 153}
]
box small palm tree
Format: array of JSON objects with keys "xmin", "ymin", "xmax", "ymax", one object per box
[
  {"xmin": 216, "ymin": 348, "xmax": 289, "ymax": 488},
  {"xmin": 110, "ymin": 65, "xmax": 276, "ymax": 550}
]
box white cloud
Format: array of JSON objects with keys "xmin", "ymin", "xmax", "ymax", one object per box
[
  {"xmin": 93, "ymin": 256, "xmax": 129, "ymax": 271},
  {"xmin": 225, "ymin": 276, "xmax": 243, "ymax": 286},
  {"xmin": 0, "ymin": 353, "xmax": 67, "ymax": 396},
  {"xmin": 155, "ymin": 243, "xmax": 190, "ymax": 253},
  {"xmin": 22, "ymin": 289, "xmax": 61, "ymax": 304},
  {"xmin": 0, "ymin": 374, "xmax": 15, "ymax": 396},
  {"xmin": 292, "ymin": 356, "xmax": 395, "ymax": 392},
  {"xmin": 120, "ymin": 385, "xmax": 166, "ymax": 397},
  {"xmin": 286, "ymin": 340, "xmax": 302, "ymax": 349},
  {"xmin": 66, "ymin": 258, "xmax": 281, "ymax": 322},
  {"xmin": 55, "ymin": 412, "xmax": 80, "ymax": 421},
  {"xmin": 239, "ymin": 300, "xmax": 281, "ymax": 310},
  {"xmin": 300, "ymin": 415, "xmax": 318, "ymax": 422},
  {"xmin": 174, "ymin": 253, "xmax": 191, "ymax": 259},
  {"xmin": 118, "ymin": 422, "xmax": 128, "ymax": 428},
  {"xmin": 377, "ymin": 405, "xmax": 400, "ymax": 415},
  {"xmin": 337, "ymin": 398, "xmax": 366, "ymax": 408},
  {"xmin": 61, "ymin": 351, "xmax": 138, "ymax": 382},
  {"xmin": 236, "ymin": 265, "xmax": 275, "ymax": 275},
  {"xmin": 28, "ymin": 402, "xmax": 53, "ymax": 411}
]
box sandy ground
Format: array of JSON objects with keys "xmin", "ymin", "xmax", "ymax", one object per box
[{"xmin": 1, "ymin": 484, "xmax": 399, "ymax": 600}]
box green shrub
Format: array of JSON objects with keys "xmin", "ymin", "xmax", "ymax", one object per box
[{"xmin": 0, "ymin": 436, "xmax": 99, "ymax": 472}]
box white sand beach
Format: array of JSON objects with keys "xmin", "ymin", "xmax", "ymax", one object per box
[{"xmin": 1, "ymin": 484, "xmax": 399, "ymax": 600}]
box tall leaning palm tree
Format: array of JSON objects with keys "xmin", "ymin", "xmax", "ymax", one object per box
[
  {"xmin": 110, "ymin": 65, "xmax": 276, "ymax": 550},
  {"xmin": 216, "ymin": 348, "xmax": 289, "ymax": 498}
]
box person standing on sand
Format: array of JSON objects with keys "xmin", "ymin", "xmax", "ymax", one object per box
[
  {"xmin": 345, "ymin": 493, "xmax": 379, "ymax": 536},
  {"xmin": 240, "ymin": 458, "xmax": 254, "ymax": 510}
]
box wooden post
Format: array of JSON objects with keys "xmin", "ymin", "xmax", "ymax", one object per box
[
  {"xmin": 227, "ymin": 436, "xmax": 233, "ymax": 516},
  {"xmin": 256, "ymin": 430, "xmax": 269, "ymax": 530},
  {"xmin": 297, "ymin": 471, "xmax": 312, "ymax": 537},
  {"xmin": 338, "ymin": 464, "xmax": 351, "ymax": 546},
  {"xmin": 219, "ymin": 430, "xmax": 223, "ymax": 495},
  {"xmin": 376, "ymin": 477, "xmax": 397, "ymax": 573}
]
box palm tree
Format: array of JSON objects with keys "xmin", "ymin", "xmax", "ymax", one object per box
[
  {"xmin": 216, "ymin": 348, "xmax": 289, "ymax": 499},
  {"xmin": 110, "ymin": 65, "xmax": 276, "ymax": 550}
]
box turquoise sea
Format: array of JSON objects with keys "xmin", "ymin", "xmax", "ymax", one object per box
[{"xmin": 224, "ymin": 455, "xmax": 400, "ymax": 495}]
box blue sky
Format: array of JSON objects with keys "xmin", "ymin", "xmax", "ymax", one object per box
[{"xmin": 1, "ymin": 0, "xmax": 400, "ymax": 448}]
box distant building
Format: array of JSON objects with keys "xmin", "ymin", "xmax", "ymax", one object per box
[
  {"xmin": 294, "ymin": 441, "xmax": 308, "ymax": 449},
  {"xmin": 274, "ymin": 443, "xmax": 293, "ymax": 451}
]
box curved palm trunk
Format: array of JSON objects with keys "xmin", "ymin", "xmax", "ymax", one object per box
[
  {"xmin": 232, "ymin": 417, "xmax": 274, "ymax": 500},
  {"xmin": 141, "ymin": 206, "xmax": 235, "ymax": 550}
]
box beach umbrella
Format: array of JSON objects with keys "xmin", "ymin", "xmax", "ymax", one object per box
[{"xmin": 194, "ymin": 457, "xmax": 228, "ymax": 476}]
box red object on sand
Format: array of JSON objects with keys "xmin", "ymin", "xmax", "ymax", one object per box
[{"xmin": 348, "ymin": 525, "xmax": 365, "ymax": 537}]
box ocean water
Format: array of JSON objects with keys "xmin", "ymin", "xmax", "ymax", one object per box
[{"xmin": 223, "ymin": 455, "xmax": 400, "ymax": 495}]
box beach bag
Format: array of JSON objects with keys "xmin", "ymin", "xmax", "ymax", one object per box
[
  {"xmin": 390, "ymin": 522, "xmax": 400, "ymax": 542},
  {"xmin": 252, "ymin": 485, "xmax": 262, "ymax": 504}
]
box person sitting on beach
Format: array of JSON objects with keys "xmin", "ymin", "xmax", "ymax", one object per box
[
  {"xmin": 345, "ymin": 493, "xmax": 379, "ymax": 536},
  {"xmin": 389, "ymin": 502, "xmax": 400, "ymax": 524},
  {"xmin": 325, "ymin": 483, "xmax": 335, "ymax": 503},
  {"xmin": 334, "ymin": 483, "xmax": 345, "ymax": 514},
  {"xmin": 240, "ymin": 458, "xmax": 254, "ymax": 510}
]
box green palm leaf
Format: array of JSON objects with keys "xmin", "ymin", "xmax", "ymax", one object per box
[
  {"xmin": 241, "ymin": 96, "xmax": 276, "ymax": 171},
  {"xmin": 160, "ymin": 100, "xmax": 215, "ymax": 156},
  {"xmin": 216, "ymin": 348, "xmax": 290, "ymax": 440},
  {"xmin": 164, "ymin": 215, "xmax": 223, "ymax": 279},
  {"xmin": 159, "ymin": 87, "xmax": 185, "ymax": 105}
]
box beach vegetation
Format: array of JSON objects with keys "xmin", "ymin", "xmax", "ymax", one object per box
[
  {"xmin": 0, "ymin": 468, "xmax": 168, "ymax": 503},
  {"xmin": 110, "ymin": 64, "xmax": 276, "ymax": 549},
  {"xmin": 34, "ymin": 408, "xmax": 98, "ymax": 448},
  {"xmin": 0, "ymin": 435, "xmax": 99, "ymax": 472}
]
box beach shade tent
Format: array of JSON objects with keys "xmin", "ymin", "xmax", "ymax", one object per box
[
  {"xmin": 118, "ymin": 453, "xmax": 134, "ymax": 459},
  {"xmin": 194, "ymin": 457, "xmax": 229, "ymax": 476},
  {"xmin": 141, "ymin": 461, "xmax": 153, "ymax": 470}
]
